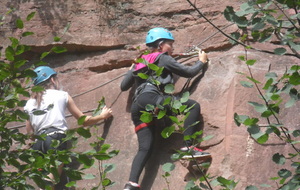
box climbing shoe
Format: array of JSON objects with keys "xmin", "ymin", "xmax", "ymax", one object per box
[
  {"xmin": 180, "ymin": 146, "xmax": 211, "ymax": 159},
  {"xmin": 123, "ymin": 182, "xmax": 140, "ymax": 190}
]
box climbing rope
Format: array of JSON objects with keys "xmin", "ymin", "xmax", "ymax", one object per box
[{"xmin": 72, "ymin": 73, "xmax": 126, "ymax": 98}]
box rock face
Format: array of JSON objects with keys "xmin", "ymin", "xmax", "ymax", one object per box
[{"xmin": 1, "ymin": 0, "xmax": 299, "ymax": 189}]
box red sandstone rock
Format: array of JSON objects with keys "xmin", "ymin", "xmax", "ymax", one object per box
[{"xmin": 1, "ymin": 1, "xmax": 299, "ymax": 189}]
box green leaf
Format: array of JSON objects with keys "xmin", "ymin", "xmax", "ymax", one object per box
[
  {"xmin": 163, "ymin": 97, "xmax": 172, "ymax": 106},
  {"xmin": 16, "ymin": 18, "xmax": 24, "ymax": 29},
  {"xmin": 136, "ymin": 58, "xmax": 145, "ymax": 63},
  {"xmin": 31, "ymin": 85, "xmax": 45, "ymax": 92},
  {"xmin": 248, "ymin": 101, "xmax": 267, "ymax": 113},
  {"xmin": 100, "ymin": 144, "xmax": 111, "ymax": 152},
  {"xmin": 171, "ymin": 153, "xmax": 181, "ymax": 161},
  {"xmin": 278, "ymin": 169, "xmax": 292, "ymax": 179},
  {"xmin": 203, "ymin": 135, "xmax": 214, "ymax": 141},
  {"xmin": 94, "ymin": 154, "xmax": 112, "ymax": 160},
  {"xmin": 76, "ymin": 127, "xmax": 91, "ymax": 138},
  {"xmin": 32, "ymin": 175, "xmax": 46, "ymax": 189},
  {"xmin": 35, "ymin": 60, "xmax": 49, "ymax": 67},
  {"xmin": 148, "ymin": 63, "xmax": 159, "ymax": 71},
  {"xmin": 103, "ymin": 163, "xmax": 116, "ymax": 173},
  {"xmin": 292, "ymin": 130, "xmax": 300, "ymax": 137},
  {"xmin": 285, "ymin": 98, "xmax": 296, "ymax": 108},
  {"xmin": 172, "ymin": 100, "xmax": 182, "ymax": 109},
  {"xmin": 145, "ymin": 104, "xmax": 155, "ymax": 111},
  {"xmin": 272, "ymin": 153, "xmax": 286, "ymax": 165},
  {"xmin": 156, "ymin": 67, "xmax": 164, "ymax": 76},
  {"xmin": 259, "ymin": 33, "xmax": 272, "ymax": 43},
  {"xmin": 102, "ymin": 178, "xmax": 112, "ymax": 186},
  {"xmin": 157, "ymin": 109, "xmax": 166, "ymax": 119},
  {"xmin": 16, "ymin": 109, "xmax": 29, "ymax": 120},
  {"xmin": 247, "ymin": 125, "xmax": 260, "ymax": 136},
  {"xmin": 244, "ymin": 118, "xmax": 259, "ymax": 126},
  {"xmin": 78, "ymin": 154, "xmax": 94, "ymax": 167},
  {"xmin": 263, "ymin": 78, "xmax": 273, "ymax": 90},
  {"xmin": 289, "ymin": 41, "xmax": 300, "ymax": 51},
  {"xmin": 274, "ymin": 48, "xmax": 287, "ymax": 55},
  {"xmin": 236, "ymin": 16, "xmax": 248, "ymax": 28},
  {"xmin": 217, "ymin": 176, "xmax": 231, "ymax": 185},
  {"xmin": 58, "ymin": 154, "xmax": 72, "ymax": 164},
  {"xmin": 83, "ymin": 173, "xmax": 95, "ymax": 180},
  {"xmin": 251, "ymin": 30, "xmax": 260, "ymax": 41},
  {"xmin": 162, "ymin": 162, "xmax": 175, "ymax": 172},
  {"xmin": 47, "ymin": 104, "xmax": 55, "ymax": 114},
  {"xmin": 65, "ymin": 181, "xmax": 76, "ymax": 187},
  {"xmin": 246, "ymin": 59, "xmax": 256, "ymax": 65},
  {"xmin": 270, "ymin": 94, "xmax": 280, "ymax": 101},
  {"xmin": 52, "ymin": 46, "xmax": 67, "ymax": 53},
  {"xmin": 54, "ymin": 36, "xmax": 61, "ymax": 42},
  {"xmin": 238, "ymin": 55, "xmax": 245, "ymax": 61},
  {"xmin": 224, "ymin": 6, "xmax": 235, "ymax": 22},
  {"xmin": 266, "ymin": 15, "xmax": 278, "ymax": 26},
  {"xmin": 246, "ymin": 76, "xmax": 260, "ymax": 84},
  {"xmin": 40, "ymin": 52, "xmax": 50, "ymax": 60},
  {"xmin": 240, "ymin": 81, "xmax": 253, "ymax": 88},
  {"xmin": 164, "ymin": 84, "xmax": 174, "ymax": 94},
  {"xmin": 185, "ymin": 181, "xmax": 199, "ymax": 189},
  {"xmin": 15, "ymin": 45, "xmax": 26, "ymax": 55},
  {"xmin": 234, "ymin": 113, "xmax": 249, "ymax": 126},
  {"xmin": 22, "ymin": 31, "xmax": 34, "ymax": 37},
  {"xmin": 161, "ymin": 126, "xmax": 175, "ymax": 138},
  {"xmin": 137, "ymin": 73, "xmax": 148, "ymax": 79},
  {"xmin": 140, "ymin": 112, "xmax": 153, "ymax": 123},
  {"xmin": 256, "ymin": 133, "xmax": 269, "ymax": 144},
  {"xmin": 252, "ymin": 21, "xmax": 265, "ymax": 30},
  {"xmin": 246, "ymin": 185, "xmax": 259, "ymax": 190},
  {"xmin": 26, "ymin": 12, "xmax": 36, "ymax": 21},
  {"xmin": 179, "ymin": 105, "xmax": 187, "ymax": 113},
  {"xmin": 14, "ymin": 60, "xmax": 27, "ymax": 68},
  {"xmin": 5, "ymin": 46, "xmax": 14, "ymax": 61},
  {"xmin": 259, "ymin": 184, "xmax": 272, "ymax": 188},
  {"xmin": 169, "ymin": 116, "xmax": 179, "ymax": 124},
  {"xmin": 9, "ymin": 37, "xmax": 19, "ymax": 48},
  {"xmin": 261, "ymin": 110, "xmax": 272, "ymax": 117},
  {"xmin": 65, "ymin": 169, "xmax": 83, "ymax": 180},
  {"xmin": 33, "ymin": 156, "xmax": 48, "ymax": 168},
  {"xmin": 239, "ymin": 2, "xmax": 256, "ymax": 15},
  {"xmin": 180, "ymin": 92, "xmax": 190, "ymax": 103},
  {"xmin": 229, "ymin": 32, "xmax": 240, "ymax": 44},
  {"xmin": 289, "ymin": 72, "xmax": 300, "ymax": 85}
]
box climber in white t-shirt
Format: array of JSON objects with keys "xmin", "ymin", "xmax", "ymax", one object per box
[{"xmin": 24, "ymin": 66, "xmax": 113, "ymax": 189}]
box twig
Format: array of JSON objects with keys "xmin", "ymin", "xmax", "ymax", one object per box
[{"xmin": 185, "ymin": 0, "xmax": 300, "ymax": 58}]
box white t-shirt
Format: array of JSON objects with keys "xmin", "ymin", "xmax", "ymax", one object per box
[{"xmin": 24, "ymin": 89, "xmax": 69, "ymax": 135}]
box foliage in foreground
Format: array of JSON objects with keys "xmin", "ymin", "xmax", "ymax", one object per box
[
  {"xmin": 1, "ymin": 0, "xmax": 300, "ymax": 189},
  {"xmin": 0, "ymin": 10, "xmax": 118, "ymax": 190}
]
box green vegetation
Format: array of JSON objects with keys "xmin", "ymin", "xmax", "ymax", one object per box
[
  {"xmin": 0, "ymin": 10, "xmax": 118, "ymax": 190},
  {"xmin": 1, "ymin": 0, "xmax": 299, "ymax": 189}
]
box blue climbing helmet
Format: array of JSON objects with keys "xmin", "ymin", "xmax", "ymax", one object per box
[
  {"xmin": 145, "ymin": 27, "xmax": 174, "ymax": 45},
  {"xmin": 33, "ymin": 66, "xmax": 57, "ymax": 85}
]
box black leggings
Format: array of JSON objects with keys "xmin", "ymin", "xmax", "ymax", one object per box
[
  {"xmin": 32, "ymin": 133, "xmax": 67, "ymax": 154},
  {"xmin": 129, "ymin": 92, "xmax": 201, "ymax": 183}
]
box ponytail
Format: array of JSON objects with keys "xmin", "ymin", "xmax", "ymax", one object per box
[{"xmin": 31, "ymin": 76, "xmax": 57, "ymax": 108}]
